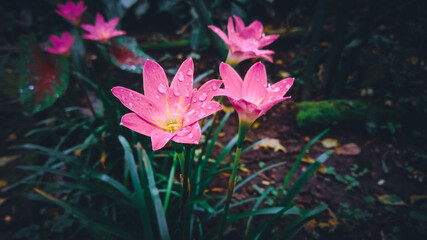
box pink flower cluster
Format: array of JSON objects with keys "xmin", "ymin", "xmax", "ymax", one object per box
[{"xmin": 46, "ymin": 1, "xmax": 126, "ymax": 56}]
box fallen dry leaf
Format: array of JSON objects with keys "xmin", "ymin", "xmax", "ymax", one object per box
[
  {"xmin": 0, "ymin": 155, "xmax": 20, "ymax": 167},
  {"xmin": 0, "ymin": 198, "xmax": 6, "ymax": 206},
  {"xmin": 261, "ymin": 180, "xmax": 271, "ymax": 186},
  {"xmin": 0, "ymin": 180, "xmax": 7, "ymax": 188},
  {"xmin": 377, "ymin": 194, "xmax": 406, "ymax": 205},
  {"xmin": 321, "ymin": 138, "xmax": 338, "ymax": 148},
  {"xmin": 335, "ymin": 143, "xmax": 361, "ymax": 155},
  {"xmin": 279, "ymin": 71, "xmax": 290, "ymax": 78},
  {"xmin": 304, "ymin": 219, "xmax": 317, "ymax": 233},
  {"xmin": 410, "ymin": 195, "xmax": 427, "ymax": 204},
  {"xmin": 258, "ymin": 139, "xmax": 287, "ymax": 152},
  {"xmin": 301, "ymin": 156, "xmax": 315, "ymax": 164},
  {"xmin": 318, "ymin": 164, "xmax": 327, "ymax": 174}
]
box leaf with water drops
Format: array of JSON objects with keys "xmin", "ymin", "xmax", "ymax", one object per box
[
  {"xmin": 19, "ymin": 35, "xmax": 69, "ymax": 115},
  {"xmin": 108, "ymin": 36, "xmax": 152, "ymax": 74}
]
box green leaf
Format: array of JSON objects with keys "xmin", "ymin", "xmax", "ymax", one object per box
[
  {"xmin": 19, "ymin": 35, "xmax": 69, "ymax": 115},
  {"xmin": 106, "ymin": 36, "xmax": 152, "ymax": 74}
]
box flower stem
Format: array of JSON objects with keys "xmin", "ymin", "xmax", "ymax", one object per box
[
  {"xmin": 218, "ymin": 121, "xmax": 251, "ymax": 239},
  {"xmin": 163, "ymin": 152, "xmax": 177, "ymax": 212}
]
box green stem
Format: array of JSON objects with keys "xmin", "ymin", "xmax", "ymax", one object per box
[
  {"xmin": 164, "ymin": 153, "xmax": 178, "ymax": 212},
  {"xmin": 218, "ymin": 121, "xmax": 251, "ymax": 239},
  {"xmin": 182, "ymin": 145, "xmax": 193, "ymax": 240}
]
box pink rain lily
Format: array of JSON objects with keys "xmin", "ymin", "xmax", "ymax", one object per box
[
  {"xmin": 112, "ymin": 58, "xmax": 224, "ymax": 151},
  {"xmin": 209, "ymin": 15, "xmax": 279, "ymax": 65},
  {"xmin": 55, "ymin": 0, "xmax": 87, "ymax": 25},
  {"xmin": 81, "ymin": 13, "xmax": 126, "ymax": 43},
  {"xmin": 220, "ymin": 62, "xmax": 294, "ymax": 124},
  {"xmin": 45, "ymin": 32, "xmax": 76, "ymax": 56}
]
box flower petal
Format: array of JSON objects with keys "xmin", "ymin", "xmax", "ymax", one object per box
[
  {"xmin": 143, "ymin": 60, "xmax": 169, "ymax": 103},
  {"xmin": 219, "ymin": 62, "xmax": 243, "ymax": 98},
  {"xmin": 240, "ymin": 20, "xmax": 263, "ymax": 38},
  {"xmin": 227, "ymin": 17, "xmax": 237, "ymax": 42},
  {"xmin": 229, "ymin": 98, "xmax": 262, "ymax": 123},
  {"xmin": 232, "ymin": 15, "xmax": 245, "ymax": 32},
  {"xmin": 107, "ymin": 17, "xmax": 120, "ymax": 30},
  {"xmin": 259, "ymin": 34, "xmax": 279, "ymax": 48},
  {"xmin": 120, "ymin": 113, "xmax": 157, "ymax": 136},
  {"xmin": 170, "ymin": 58, "xmax": 194, "ymax": 107},
  {"xmin": 242, "ymin": 62, "xmax": 268, "ymax": 102},
  {"xmin": 112, "ymin": 86, "xmax": 161, "ymax": 122},
  {"xmin": 50, "ymin": 35, "xmax": 62, "ymax": 48},
  {"xmin": 268, "ymin": 78, "xmax": 294, "ymax": 99},
  {"xmin": 150, "ymin": 128, "xmax": 175, "ymax": 151},
  {"xmin": 192, "ymin": 80, "xmax": 224, "ymax": 103},
  {"xmin": 259, "ymin": 96, "xmax": 291, "ymax": 116},
  {"xmin": 184, "ymin": 101, "xmax": 222, "ymax": 126},
  {"xmin": 95, "ymin": 13, "xmax": 105, "ymax": 25},
  {"xmin": 81, "ymin": 24, "xmax": 96, "ymax": 33},
  {"xmin": 208, "ymin": 25, "xmax": 229, "ymax": 44},
  {"xmin": 171, "ymin": 122, "xmax": 201, "ymax": 144}
]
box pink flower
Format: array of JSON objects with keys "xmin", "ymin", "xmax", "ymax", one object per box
[
  {"xmin": 81, "ymin": 13, "xmax": 126, "ymax": 43},
  {"xmin": 220, "ymin": 62, "xmax": 294, "ymax": 124},
  {"xmin": 55, "ymin": 0, "xmax": 87, "ymax": 25},
  {"xmin": 209, "ymin": 15, "xmax": 279, "ymax": 65},
  {"xmin": 112, "ymin": 58, "xmax": 224, "ymax": 151},
  {"xmin": 45, "ymin": 32, "xmax": 76, "ymax": 56}
]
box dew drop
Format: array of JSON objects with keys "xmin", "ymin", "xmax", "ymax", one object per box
[
  {"xmin": 185, "ymin": 90, "xmax": 190, "ymax": 97},
  {"xmin": 192, "ymin": 98, "xmax": 197, "ymax": 103},
  {"xmin": 212, "ymin": 84, "xmax": 218, "ymax": 90},
  {"xmin": 173, "ymin": 88, "xmax": 180, "ymax": 96},
  {"xmin": 286, "ymin": 84, "xmax": 291, "ymax": 89},
  {"xmin": 186, "ymin": 69, "xmax": 192, "ymax": 76},
  {"xmin": 201, "ymin": 102, "xmax": 206, "ymax": 108},
  {"xmin": 129, "ymin": 102, "xmax": 133, "ymax": 107},
  {"xmin": 273, "ymin": 87, "xmax": 280, "ymax": 92},
  {"xmin": 178, "ymin": 72, "xmax": 184, "ymax": 82},
  {"xmin": 199, "ymin": 92, "xmax": 207, "ymax": 101},
  {"xmin": 186, "ymin": 82, "xmax": 190, "ymax": 86},
  {"xmin": 208, "ymin": 105, "xmax": 212, "ymax": 110},
  {"xmin": 158, "ymin": 83, "xmax": 167, "ymax": 93},
  {"xmin": 129, "ymin": 92, "xmax": 134, "ymax": 97}
]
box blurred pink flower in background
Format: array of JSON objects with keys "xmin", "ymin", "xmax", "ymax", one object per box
[
  {"xmin": 112, "ymin": 58, "xmax": 224, "ymax": 150},
  {"xmin": 81, "ymin": 13, "xmax": 126, "ymax": 43},
  {"xmin": 55, "ymin": 0, "xmax": 87, "ymax": 25},
  {"xmin": 220, "ymin": 62, "xmax": 294, "ymax": 124},
  {"xmin": 45, "ymin": 31, "xmax": 75, "ymax": 56},
  {"xmin": 209, "ymin": 15, "xmax": 279, "ymax": 65}
]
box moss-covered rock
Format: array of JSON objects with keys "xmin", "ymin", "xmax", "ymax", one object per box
[{"xmin": 295, "ymin": 99, "xmax": 388, "ymax": 128}]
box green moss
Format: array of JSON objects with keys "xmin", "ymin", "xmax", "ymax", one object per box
[{"xmin": 295, "ymin": 100, "xmax": 369, "ymax": 128}]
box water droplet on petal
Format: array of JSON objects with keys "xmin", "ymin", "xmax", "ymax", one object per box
[
  {"xmin": 129, "ymin": 92, "xmax": 133, "ymax": 97},
  {"xmin": 192, "ymin": 98, "xmax": 197, "ymax": 103},
  {"xmin": 158, "ymin": 83, "xmax": 167, "ymax": 93},
  {"xmin": 273, "ymin": 87, "xmax": 280, "ymax": 92},
  {"xmin": 178, "ymin": 72, "xmax": 184, "ymax": 82},
  {"xmin": 185, "ymin": 90, "xmax": 190, "ymax": 97},
  {"xmin": 28, "ymin": 85, "xmax": 34, "ymax": 90},
  {"xmin": 188, "ymin": 133, "xmax": 193, "ymax": 138},
  {"xmin": 212, "ymin": 84, "xmax": 218, "ymax": 90},
  {"xmin": 199, "ymin": 92, "xmax": 207, "ymax": 101},
  {"xmin": 201, "ymin": 102, "xmax": 206, "ymax": 108},
  {"xmin": 129, "ymin": 102, "xmax": 133, "ymax": 107},
  {"xmin": 186, "ymin": 69, "xmax": 192, "ymax": 76},
  {"xmin": 286, "ymin": 84, "xmax": 291, "ymax": 89},
  {"xmin": 173, "ymin": 88, "xmax": 180, "ymax": 96},
  {"xmin": 208, "ymin": 105, "xmax": 212, "ymax": 110}
]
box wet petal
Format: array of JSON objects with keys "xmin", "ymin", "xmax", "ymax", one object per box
[
  {"xmin": 192, "ymin": 80, "xmax": 224, "ymax": 103},
  {"xmin": 112, "ymin": 86, "xmax": 161, "ymax": 122},
  {"xmin": 219, "ymin": 62, "xmax": 243, "ymax": 98},
  {"xmin": 120, "ymin": 113, "xmax": 157, "ymax": 136},
  {"xmin": 143, "ymin": 59, "xmax": 169, "ymax": 103},
  {"xmin": 268, "ymin": 78, "xmax": 294, "ymax": 100},
  {"xmin": 170, "ymin": 58, "xmax": 194, "ymax": 107},
  {"xmin": 171, "ymin": 122, "xmax": 201, "ymax": 144},
  {"xmin": 240, "ymin": 20, "xmax": 263, "ymax": 38},
  {"xmin": 184, "ymin": 101, "xmax": 222, "ymax": 126},
  {"xmin": 150, "ymin": 128, "xmax": 175, "ymax": 151},
  {"xmin": 259, "ymin": 34, "xmax": 279, "ymax": 48},
  {"xmin": 242, "ymin": 62, "xmax": 268, "ymax": 102}
]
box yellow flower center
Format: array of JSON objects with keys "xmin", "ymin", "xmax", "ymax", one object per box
[{"xmin": 151, "ymin": 96, "xmax": 190, "ymax": 133}]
